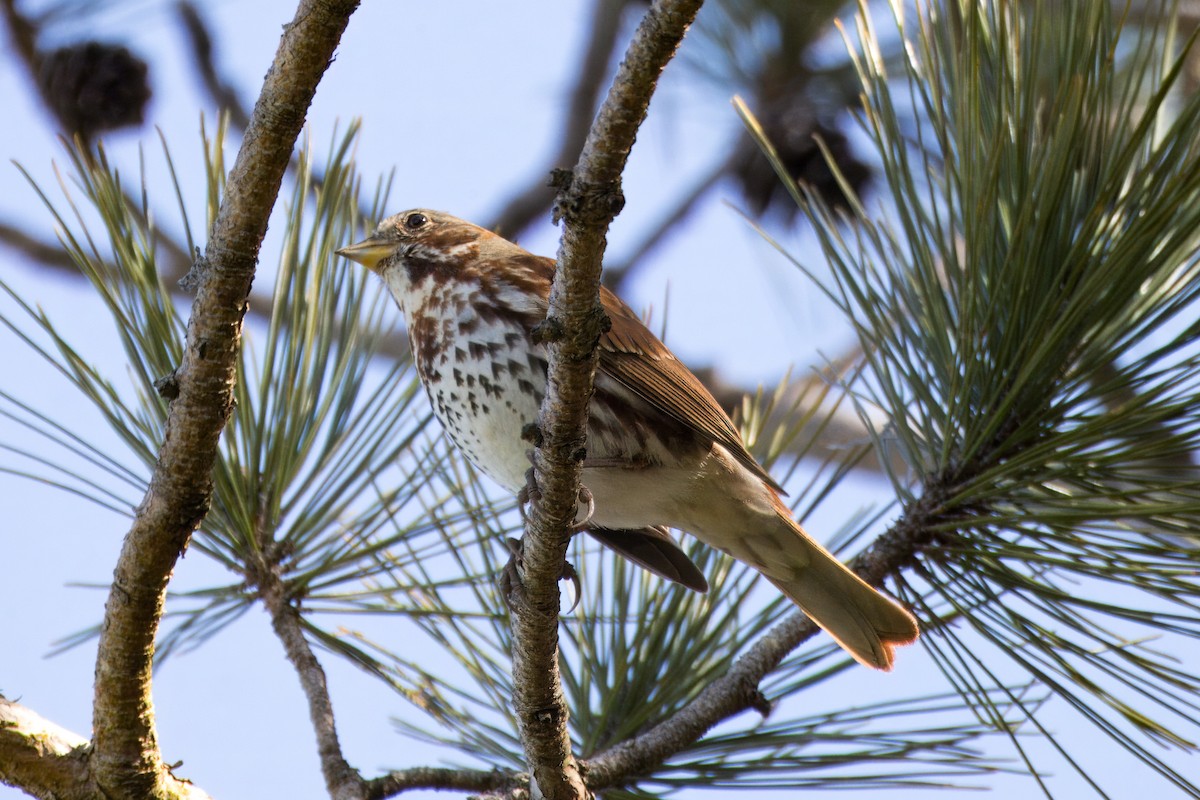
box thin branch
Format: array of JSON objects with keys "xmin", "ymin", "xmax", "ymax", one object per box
[
  {"xmin": 486, "ymin": 0, "xmax": 632, "ymax": 239},
  {"xmin": 603, "ymin": 150, "xmax": 732, "ymax": 292},
  {"xmin": 0, "ymin": 221, "xmax": 76, "ymax": 271},
  {"xmin": 365, "ymin": 766, "xmax": 522, "ymax": 800},
  {"xmin": 0, "ymin": 0, "xmax": 44, "ymax": 106},
  {"xmin": 507, "ymin": 2, "xmax": 704, "ymax": 799},
  {"xmin": 257, "ymin": 559, "xmax": 364, "ymax": 800},
  {"xmin": 0, "ymin": 218, "xmax": 419, "ymax": 367},
  {"xmin": 88, "ymin": 1, "xmax": 360, "ymax": 797},
  {"xmin": 176, "ymin": 0, "xmax": 251, "ymax": 131}
]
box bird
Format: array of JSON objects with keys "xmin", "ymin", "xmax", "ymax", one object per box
[{"xmin": 337, "ymin": 209, "xmax": 919, "ymax": 669}]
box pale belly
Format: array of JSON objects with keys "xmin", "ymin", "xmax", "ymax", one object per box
[
  {"xmin": 405, "ymin": 303, "xmax": 730, "ymax": 535},
  {"xmin": 416, "ymin": 342, "xmax": 696, "ymax": 530},
  {"xmin": 421, "ymin": 347, "xmax": 543, "ymax": 494}
]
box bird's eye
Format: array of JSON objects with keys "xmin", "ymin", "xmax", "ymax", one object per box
[{"xmin": 404, "ymin": 212, "xmax": 428, "ymax": 230}]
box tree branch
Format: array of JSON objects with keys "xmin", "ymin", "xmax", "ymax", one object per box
[
  {"xmin": 507, "ymin": 2, "xmax": 704, "ymax": 799},
  {"xmin": 0, "ymin": 697, "xmax": 92, "ymax": 799},
  {"xmin": 88, "ymin": 1, "xmax": 360, "ymax": 797},
  {"xmin": 486, "ymin": 0, "xmax": 632, "ymax": 240},
  {"xmin": 176, "ymin": 0, "xmax": 251, "ymax": 131},
  {"xmin": 364, "ymin": 766, "xmax": 521, "ymax": 800},
  {"xmin": 257, "ymin": 556, "xmax": 364, "ymax": 800}
]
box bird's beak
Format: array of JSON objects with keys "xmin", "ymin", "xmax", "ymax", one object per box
[{"xmin": 336, "ymin": 236, "xmax": 395, "ymax": 272}]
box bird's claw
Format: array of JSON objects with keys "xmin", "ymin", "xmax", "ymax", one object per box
[
  {"xmin": 498, "ymin": 537, "xmax": 524, "ymax": 610},
  {"xmin": 517, "ymin": 466, "xmax": 595, "ymax": 535},
  {"xmin": 570, "ymin": 485, "xmax": 595, "ymax": 534},
  {"xmin": 498, "ymin": 536, "xmax": 583, "ymax": 612},
  {"xmin": 517, "ymin": 467, "xmax": 538, "ymax": 523},
  {"xmin": 507, "ymin": 461, "xmax": 589, "ymax": 611},
  {"xmin": 562, "ymin": 560, "xmax": 582, "ymax": 612}
]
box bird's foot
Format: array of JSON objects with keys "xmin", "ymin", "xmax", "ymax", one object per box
[
  {"xmin": 516, "ymin": 466, "xmax": 539, "ymax": 524},
  {"xmin": 498, "ymin": 537, "xmax": 524, "ymax": 610},
  {"xmin": 498, "ymin": 536, "xmax": 583, "ymax": 612},
  {"xmin": 516, "ymin": 465, "xmax": 595, "ymax": 535},
  {"xmin": 561, "ymin": 559, "xmax": 582, "ymax": 612}
]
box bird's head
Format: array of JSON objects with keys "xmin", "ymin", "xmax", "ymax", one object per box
[{"xmin": 336, "ymin": 209, "xmax": 490, "ymax": 276}]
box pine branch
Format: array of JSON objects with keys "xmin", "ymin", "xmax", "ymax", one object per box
[
  {"xmin": 364, "ymin": 766, "xmax": 521, "ymax": 800},
  {"xmin": 256, "ymin": 554, "xmax": 365, "ymax": 799},
  {"xmin": 506, "ymin": 1, "xmax": 704, "ymax": 798},
  {"xmin": 88, "ymin": 2, "xmax": 360, "ymax": 797}
]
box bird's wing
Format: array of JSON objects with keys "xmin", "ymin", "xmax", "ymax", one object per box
[
  {"xmin": 596, "ymin": 284, "xmax": 785, "ymax": 493},
  {"xmin": 510, "ymin": 252, "xmax": 782, "ymax": 493},
  {"xmin": 587, "ymin": 526, "xmax": 709, "ymax": 592}
]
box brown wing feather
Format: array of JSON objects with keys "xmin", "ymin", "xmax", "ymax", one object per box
[
  {"xmin": 509, "ymin": 251, "xmax": 782, "ymax": 493},
  {"xmin": 596, "ymin": 285, "xmax": 784, "ymax": 494},
  {"xmin": 587, "ymin": 526, "xmax": 709, "ymax": 592}
]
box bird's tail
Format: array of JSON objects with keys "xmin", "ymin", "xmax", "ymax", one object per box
[{"xmin": 732, "ymin": 510, "xmax": 919, "ymax": 670}]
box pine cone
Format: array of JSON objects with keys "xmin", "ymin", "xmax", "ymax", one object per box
[
  {"xmin": 734, "ymin": 111, "xmax": 871, "ymax": 222},
  {"xmin": 37, "ymin": 41, "xmax": 151, "ymax": 139}
]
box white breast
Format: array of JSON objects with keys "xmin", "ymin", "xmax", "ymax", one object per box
[{"xmin": 383, "ymin": 268, "xmax": 545, "ymax": 493}]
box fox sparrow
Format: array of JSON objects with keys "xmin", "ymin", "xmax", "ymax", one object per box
[{"xmin": 338, "ymin": 210, "xmax": 918, "ymax": 669}]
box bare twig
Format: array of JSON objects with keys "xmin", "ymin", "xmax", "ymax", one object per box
[
  {"xmin": 176, "ymin": 0, "xmax": 251, "ymax": 130},
  {"xmin": 88, "ymin": 2, "xmax": 360, "ymax": 798},
  {"xmin": 486, "ymin": 0, "xmax": 632, "ymax": 240},
  {"xmin": 258, "ymin": 560, "xmax": 364, "ymax": 799},
  {"xmin": 508, "ymin": 2, "xmax": 705, "ymax": 798},
  {"xmin": 365, "ymin": 766, "xmax": 522, "ymax": 800},
  {"xmin": 602, "ymin": 151, "xmax": 730, "ymax": 292}
]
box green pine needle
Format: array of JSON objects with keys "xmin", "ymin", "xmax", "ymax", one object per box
[{"xmin": 739, "ymin": 0, "xmax": 1200, "ymax": 794}]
